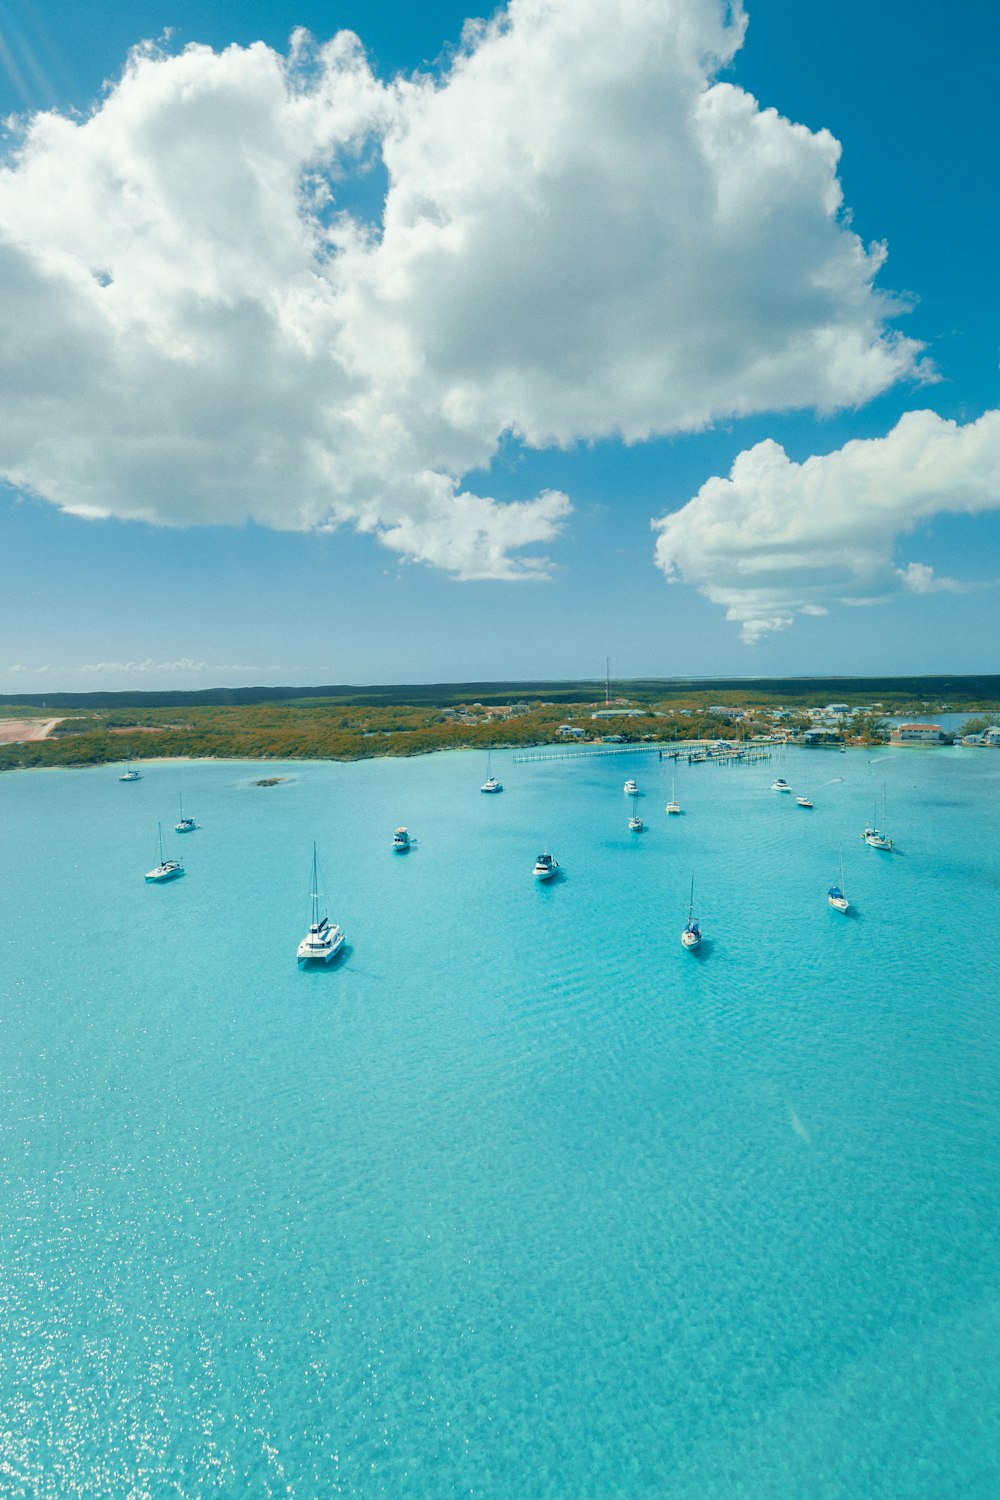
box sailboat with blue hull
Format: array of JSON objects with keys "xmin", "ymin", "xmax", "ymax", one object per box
[{"xmin": 828, "ymin": 850, "xmax": 849, "ymax": 913}]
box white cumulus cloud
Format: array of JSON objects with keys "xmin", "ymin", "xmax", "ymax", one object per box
[
  {"xmin": 652, "ymin": 408, "xmax": 1000, "ymax": 641},
  {"xmin": 0, "ymin": 0, "xmax": 922, "ymax": 577}
]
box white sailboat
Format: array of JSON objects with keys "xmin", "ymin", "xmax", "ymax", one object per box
[
  {"xmin": 481, "ymin": 751, "xmax": 503, "ymax": 793},
  {"xmin": 628, "ymin": 793, "xmax": 643, "ymax": 831},
  {"xmin": 863, "ymin": 784, "xmax": 894, "ymax": 850},
  {"xmin": 680, "ymin": 877, "xmax": 701, "ymax": 950},
  {"xmin": 666, "ymin": 775, "xmax": 680, "ymax": 815},
  {"xmin": 144, "ymin": 822, "xmax": 184, "ymax": 882},
  {"xmin": 119, "ymin": 758, "xmax": 141, "ymax": 782},
  {"xmin": 828, "ymin": 850, "xmax": 849, "ymax": 913},
  {"xmin": 175, "ymin": 794, "xmax": 198, "ymax": 833},
  {"xmin": 297, "ymin": 842, "xmax": 345, "ymax": 964}
]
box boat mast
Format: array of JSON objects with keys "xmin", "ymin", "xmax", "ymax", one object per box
[{"xmin": 310, "ymin": 842, "xmax": 320, "ymax": 926}]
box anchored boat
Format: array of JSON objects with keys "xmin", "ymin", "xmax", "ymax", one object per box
[{"xmin": 297, "ymin": 842, "xmax": 345, "ymax": 965}]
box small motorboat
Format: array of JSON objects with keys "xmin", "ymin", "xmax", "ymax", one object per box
[
  {"xmin": 796, "ymin": 796, "xmax": 813, "ymax": 808},
  {"xmin": 624, "ymin": 778, "xmax": 638, "ymax": 795},
  {"xmin": 533, "ymin": 851, "xmax": 559, "ymax": 880},
  {"xmin": 771, "ymin": 778, "xmax": 791, "ymax": 792},
  {"xmin": 393, "ymin": 827, "xmax": 412, "ymax": 851}
]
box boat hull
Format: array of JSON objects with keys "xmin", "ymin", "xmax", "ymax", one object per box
[
  {"xmin": 297, "ymin": 931, "xmax": 345, "ymax": 964},
  {"xmin": 145, "ymin": 863, "xmax": 184, "ymax": 882}
]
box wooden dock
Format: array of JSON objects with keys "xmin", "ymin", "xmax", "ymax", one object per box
[{"xmin": 511, "ymin": 741, "xmax": 773, "ymax": 765}]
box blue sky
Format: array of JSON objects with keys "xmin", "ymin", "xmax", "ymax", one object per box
[{"xmin": 0, "ymin": 0, "xmax": 997, "ymax": 691}]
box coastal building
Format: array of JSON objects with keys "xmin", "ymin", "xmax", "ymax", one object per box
[
  {"xmin": 890, "ymin": 723, "xmax": 945, "ymax": 744},
  {"xmin": 557, "ymin": 724, "xmax": 586, "ymax": 738},
  {"xmin": 962, "ymin": 726, "xmax": 1000, "ymax": 747},
  {"xmin": 802, "ymin": 726, "xmax": 844, "ymax": 746},
  {"xmin": 590, "ymin": 708, "xmax": 646, "ymax": 719}
]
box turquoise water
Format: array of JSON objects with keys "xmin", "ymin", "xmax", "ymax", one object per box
[{"xmin": 1, "ymin": 745, "xmax": 998, "ymax": 1498}]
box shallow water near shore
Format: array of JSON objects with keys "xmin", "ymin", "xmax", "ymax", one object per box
[{"xmin": 1, "ymin": 744, "xmax": 998, "ymax": 1497}]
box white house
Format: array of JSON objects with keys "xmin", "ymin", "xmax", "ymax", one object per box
[{"xmin": 890, "ymin": 723, "xmax": 944, "ymax": 744}]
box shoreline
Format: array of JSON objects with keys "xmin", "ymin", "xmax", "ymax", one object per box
[{"xmin": 1, "ymin": 739, "xmax": 968, "ymax": 775}]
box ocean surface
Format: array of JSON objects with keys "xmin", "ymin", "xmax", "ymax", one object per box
[{"xmin": 1, "ymin": 743, "xmax": 998, "ymax": 1499}]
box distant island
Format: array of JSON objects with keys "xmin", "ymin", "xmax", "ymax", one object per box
[{"xmin": 1, "ymin": 675, "xmax": 998, "ymax": 771}]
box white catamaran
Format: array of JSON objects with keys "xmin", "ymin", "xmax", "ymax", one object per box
[
  {"xmin": 297, "ymin": 842, "xmax": 346, "ymax": 965},
  {"xmin": 481, "ymin": 752, "xmax": 503, "ymax": 793}
]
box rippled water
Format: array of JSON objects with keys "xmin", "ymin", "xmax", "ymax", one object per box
[{"xmin": 1, "ymin": 745, "xmax": 998, "ymax": 1497}]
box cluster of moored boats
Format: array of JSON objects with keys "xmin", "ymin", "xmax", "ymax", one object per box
[
  {"xmin": 126, "ymin": 752, "xmax": 896, "ymax": 963},
  {"xmin": 770, "ymin": 774, "xmax": 895, "ymax": 910}
]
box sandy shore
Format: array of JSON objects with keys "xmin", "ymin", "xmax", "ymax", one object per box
[{"xmin": 0, "ymin": 718, "xmax": 64, "ymax": 744}]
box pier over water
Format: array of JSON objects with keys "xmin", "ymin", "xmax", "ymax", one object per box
[{"xmin": 512, "ymin": 741, "xmax": 773, "ymax": 765}]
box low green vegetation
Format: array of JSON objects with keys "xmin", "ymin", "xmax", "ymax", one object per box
[
  {"xmin": 0, "ymin": 676, "xmax": 995, "ymax": 771},
  {"xmin": 959, "ymin": 713, "xmax": 1000, "ymax": 736}
]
